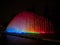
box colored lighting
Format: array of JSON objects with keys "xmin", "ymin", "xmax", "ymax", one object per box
[{"xmin": 6, "ymin": 11, "xmax": 54, "ymax": 35}]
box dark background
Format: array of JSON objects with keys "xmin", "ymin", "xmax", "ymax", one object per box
[
  {"xmin": 0, "ymin": 0, "xmax": 58, "ymax": 45},
  {"xmin": 0, "ymin": 0, "xmax": 57, "ymax": 32}
]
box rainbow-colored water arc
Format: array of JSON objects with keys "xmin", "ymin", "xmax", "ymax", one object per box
[{"xmin": 6, "ymin": 12, "xmax": 54, "ymax": 35}]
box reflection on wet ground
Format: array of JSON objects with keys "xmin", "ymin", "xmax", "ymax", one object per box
[{"xmin": 7, "ymin": 35, "xmax": 41, "ymax": 45}]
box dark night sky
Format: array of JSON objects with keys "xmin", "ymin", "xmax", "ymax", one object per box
[
  {"xmin": 0, "ymin": 1, "xmax": 57, "ymax": 33},
  {"xmin": 1, "ymin": 1, "xmax": 60, "ymax": 45}
]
